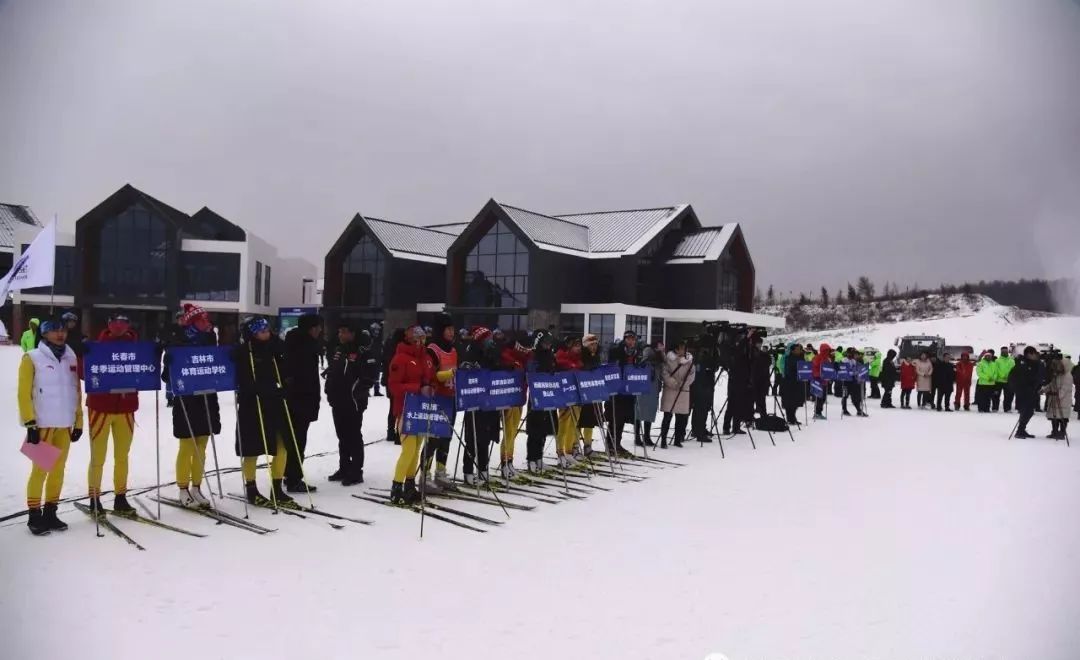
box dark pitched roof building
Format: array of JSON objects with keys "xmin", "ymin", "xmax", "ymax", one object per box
[{"xmin": 0, "ymin": 202, "xmax": 42, "ymax": 252}]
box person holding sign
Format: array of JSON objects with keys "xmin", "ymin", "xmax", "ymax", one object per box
[
  {"xmin": 574, "ymin": 334, "xmax": 604, "ymax": 457},
  {"xmin": 608, "ymin": 331, "xmax": 643, "ymax": 452},
  {"xmin": 554, "ymin": 335, "xmax": 584, "ymax": 467},
  {"xmin": 234, "ymin": 318, "xmax": 296, "ymax": 508},
  {"xmin": 20, "ymin": 318, "xmax": 84, "ymax": 535},
  {"xmin": 388, "ymin": 326, "xmax": 436, "ymax": 505},
  {"xmin": 422, "ymin": 313, "xmax": 458, "ymax": 488},
  {"xmin": 525, "ymin": 330, "xmax": 558, "ymax": 473},
  {"xmin": 85, "ymin": 312, "xmax": 140, "ymax": 516},
  {"xmin": 163, "ymin": 305, "xmax": 221, "ymax": 508},
  {"xmin": 780, "ymin": 343, "xmax": 805, "ymax": 425},
  {"xmin": 636, "ymin": 341, "xmax": 664, "ymax": 447},
  {"xmin": 811, "ymin": 343, "xmax": 834, "ymax": 420},
  {"xmin": 659, "ymin": 340, "xmax": 695, "ymax": 448},
  {"xmin": 496, "ymin": 330, "xmax": 530, "ymax": 478},
  {"xmin": 460, "ymin": 326, "xmax": 501, "ymax": 485}
]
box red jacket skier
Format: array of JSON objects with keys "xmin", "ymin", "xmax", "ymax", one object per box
[
  {"xmin": 899, "ymin": 360, "xmax": 917, "ymax": 390},
  {"xmin": 953, "ymin": 352, "xmax": 975, "ymax": 410},
  {"xmin": 812, "ymin": 342, "xmax": 833, "ymax": 380}
]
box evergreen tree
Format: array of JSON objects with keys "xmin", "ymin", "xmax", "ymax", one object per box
[
  {"xmin": 754, "ymin": 287, "xmax": 763, "ymax": 306},
  {"xmin": 766, "ymin": 284, "xmax": 775, "ymax": 305},
  {"xmin": 856, "ymin": 276, "xmax": 876, "ymax": 300},
  {"xmin": 847, "ymin": 282, "xmax": 860, "ymax": 302},
  {"xmin": 836, "ymin": 288, "xmax": 845, "ymax": 304},
  {"xmin": 821, "ymin": 286, "xmax": 830, "ymax": 306}
]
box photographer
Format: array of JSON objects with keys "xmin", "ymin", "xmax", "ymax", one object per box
[
  {"xmin": 723, "ymin": 332, "xmax": 755, "ymax": 435},
  {"xmin": 660, "ymin": 339, "xmax": 695, "ymax": 447},
  {"xmin": 690, "ymin": 343, "xmax": 718, "ymax": 442}
]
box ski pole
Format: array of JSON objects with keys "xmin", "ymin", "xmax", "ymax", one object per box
[
  {"xmin": 567, "ymin": 405, "xmax": 595, "ymax": 479},
  {"xmin": 271, "ymin": 357, "xmax": 315, "ymax": 511},
  {"xmin": 247, "ymin": 348, "xmax": 278, "ymax": 513},
  {"xmin": 547, "ymin": 410, "xmax": 570, "ymax": 494},
  {"xmin": 233, "ymin": 396, "xmax": 250, "ymax": 519},
  {"xmin": 593, "ymin": 402, "xmax": 618, "ymax": 475},
  {"xmin": 155, "ymin": 390, "xmax": 161, "ymax": 519},
  {"xmin": 202, "ymin": 393, "xmax": 224, "ymax": 498},
  {"xmin": 419, "ymin": 434, "xmax": 428, "ymax": 540}
]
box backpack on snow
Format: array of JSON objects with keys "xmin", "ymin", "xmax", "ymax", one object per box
[{"xmin": 755, "ymin": 414, "xmax": 789, "ymax": 433}]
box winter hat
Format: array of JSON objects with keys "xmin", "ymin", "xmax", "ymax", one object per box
[
  {"xmin": 39, "ymin": 319, "xmax": 62, "ymax": 334},
  {"xmin": 471, "ymin": 326, "xmax": 492, "ymax": 343},
  {"xmin": 297, "ymin": 313, "xmax": 323, "ymax": 331},
  {"xmin": 179, "ymin": 304, "xmax": 208, "ymax": 327},
  {"xmin": 531, "ymin": 330, "xmax": 552, "ymax": 350},
  {"xmin": 108, "ymin": 311, "xmax": 131, "ymax": 323},
  {"xmin": 406, "ymin": 325, "xmax": 427, "ymax": 342},
  {"xmin": 61, "ymin": 311, "xmax": 79, "ymax": 323},
  {"xmin": 623, "ymin": 330, "xmax": 638, "ymax": 339},
  {"xmin": 246, "ymin": 317, "xmax": 270, "ymax": 336}
]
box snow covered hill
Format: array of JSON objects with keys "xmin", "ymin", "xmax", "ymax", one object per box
[
  {"xmin": 1, "ymin": 321, "xmax": 1079, "ymax": 659},
  {"xmin": 770, "ymin": 294, "xmax": 1080, "ymax": 355}
]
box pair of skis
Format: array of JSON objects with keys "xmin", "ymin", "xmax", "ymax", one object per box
[
  {"xmin": 224, "ymin": 493, "xmax": 374, "ymax": 529},
  {"xmin": 74, "ymin": 501, "xmax": 209, "ymax": 550},
  {"xmin": 152, "ymin": 496, "xmax": 275, "ymax": 535},
  {"xmin": 352, "ymin": 494, "xmax": 490, "ymax": 533}
]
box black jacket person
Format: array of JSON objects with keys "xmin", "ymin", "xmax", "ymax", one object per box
[
  {"xmin": 282, "ymin": 314, "xmax": 324, "ymax": 491},
  {"xmin": 324, "ymin": 324, "xmax": 378, "ymax": 485}
]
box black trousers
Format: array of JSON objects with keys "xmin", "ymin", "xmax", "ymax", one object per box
[
  {"xmin": 935, "ymin": 388, "xmax": 954, "ymax": 410},
  {"xmin": 754, "ymin": 388, "xmax": 768, "ymax": 418},
  {"xmin": 691, "ymin": 402, "xmax": 711, "ymax": 438},
  {"xmin": 1017, "ymin": 404, "xmax": 1035, "ymax": 433},
  {"xmin": 526, "ymin": 431, "xmax": 546, "ymax": 462},
  {"xmin": 284, "ymin": 415, "xmax": 313, "ymax": 484},
  {"xmin": 660, "ymin": 412, "xmax": 689, "ymax": 444},
  {"xmin": 1002, "ymin": 385, "xmax": 1014, "ymax": 412},
  {"xmin": 814, "ymin": 392, "xmax": 827, "ymax": 416},
  {"xmin": 462, "ymin": 411, "xmax": 499, "ymax": 474},
  {"xmin": 917, "ymin": 391, "xmax": 932, "ymax": 407},
  {"xmin": 848, "ymin": 385, "xmax": 863, "ymax": 413},
  {"xmin": 881, "ymin": 384, "xmax": 894, "ymax": 407},
  {"xmin": 870, "ymin": 377, "xmax": 881, "ymax": 398},
  {"xmin": 991, "ymin": 385, "xmax": 1002, "ymax": 411},
  {"xmin": 331, "ymin": 406, "xmax": 365, "ymax": 477},
  {"xmin": 900, "ymin": 389, "xmax": 912, "ymax": 407}
]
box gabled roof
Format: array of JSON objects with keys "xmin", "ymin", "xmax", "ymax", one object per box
[
  {"xmin": 187, "ymin": 207, "xmax": 247, "ymax": 241},
  {"xmin": 489, "ymin": 201, "xmax": 695, "ymax": 258},
  {"xmin": 0, "ymin": 203, "xmax": 42, "ymax": 250},
  {"xmin": 666, "ymin": 224, "xmax": 741, "ymax": 264},
  {"xmin": 76, "ymin": 184, "xmax": 193, "ymax": 233},
  {"xmin": 329, "ymin": 214, "xmax": 457, "ymax": 265},
  {"xmin": 422, "ymin": 221, "xmax": 470, "ymax": 234}
]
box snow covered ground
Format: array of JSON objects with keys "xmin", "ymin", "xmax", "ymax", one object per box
[{"xmin": 2, "ymin": 307, "xmax": 1080, "ymax": 660}]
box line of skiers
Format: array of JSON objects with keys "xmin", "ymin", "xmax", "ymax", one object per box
[{"xmin": 20, "ymin": 306, "xmax": 380, "ymax": 535}]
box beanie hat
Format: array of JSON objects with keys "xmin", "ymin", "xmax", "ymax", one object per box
[
  {"xmin": 471, "ymin": 326, "xmax": 492, "ymax": 343},
  {"xmin": 246, "ymin": 317, "xmax": 270, "ymax": 336},
  {"xmin": 179, "ymin": 303, "xmax": 208, "ymax": 327},
  {"xmin": 39, "ymin": 319, "xmax": 62, "ymax": 334},
  {"xmin": 407, "ymin": 325, "xmax": 427, "ymax": 342}
]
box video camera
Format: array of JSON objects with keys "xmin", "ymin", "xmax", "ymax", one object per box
[{"xmin": 687, "ymin": 321, "xmax": 769, "ymax": 371}]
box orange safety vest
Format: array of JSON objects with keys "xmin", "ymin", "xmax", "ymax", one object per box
[{"xmin": 427, "ymin": 343, "xmax": 457, "ymax": 397}]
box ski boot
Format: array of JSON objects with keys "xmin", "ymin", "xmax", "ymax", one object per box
[
  {"xmin": 287, "ymin": 480, "xmax": 319, "ymax": 493},
  {"xmin": 341, "ymin": 470, "xmax": 364, "ymax": 487},
  {"xmin": 616, "ymin": 445, "xmax": 634, "ymax": 459},
  {"xmin": 583, "ymin": 443, "xmax": 594, "ymax": 458},
  {"xmin": 499, "ymin": 460, "xmax": 512, "ymax": 480},
  {"xmin": 113, "ymin": 494, "xmax": 136, "ymax": 516},
  {"xmin": 272, "ymin": 479, "xmax": 300, "ymax": 509},
  {"xmin": 42, "ymin": 503, "xmax": 68, "ymax": 532},
  {"xmin": 189, "ymin": 486, "xmax": 211, "ymax": 508},
  {"xmin": 27, "ymin": 508, "xmax": 50, "ymax": 536},
  {"xmin": 402, "ymin": 480, "xmax": 421, "ymax": 505},
  {"xmin": 87, "ymin": 496, "xmax": 108, "ymax": 519},
  {"xmin": 856, "ymin": 411, "xmax": 869, "ymax": 418},
  {"xmin": 434, "ymin": 464, "xmax": 453, "ymax": 489},
  {"xmin": 527, "ymin": 459, "xmax": 543, "ymax": 475},
  {"xmin": 390, "ymin": 481, "xmax": 405, "ymax": 504},
  {"xmin": 464, "ymin": 472, "xmax": 480, "ymax": 486},
  {"xmin": 418, "ymin": 472, "xmax": 444, "ymax": 495},
  {"xmin": 178, "ymin": 487, "xmax": 199, "ymax": 508},
  {"xmin": 245, "ymin": 481, "xmax": 274, "ymax": 507},
  {"xmin": 1014, "ymin": 429, "xmax": 1034, "ymax": 439}
]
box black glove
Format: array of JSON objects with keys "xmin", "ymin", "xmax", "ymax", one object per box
[
  {"xmin": 25, "ymin": 423, "xmax": 40, "ymax": 445},
  {"xmin": 71, "ymin": 427, "xmax": 83, "ymax": 443}
]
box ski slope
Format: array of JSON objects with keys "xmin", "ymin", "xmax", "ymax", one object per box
[
  {"xmin": 778, "ymin": 298, "xmax": 1080, "ymax": 356},
  {"xmin": 1, "ymin": 311, "xmax": 1079, "ymax": 660}
]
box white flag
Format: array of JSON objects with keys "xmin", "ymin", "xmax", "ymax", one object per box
[{"xmin": 0, "ymin": 219, "xmax": 56, "ymax": 306}]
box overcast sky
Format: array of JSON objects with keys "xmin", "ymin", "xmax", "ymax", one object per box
[{"xmin": 1, "ymin": 0, "xmax": 1078, "ymax": 296}]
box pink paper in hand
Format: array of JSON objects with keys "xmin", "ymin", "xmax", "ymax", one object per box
[{"xmin": 21, "ymin": 440, "xmax": 61, "ymax": 472}]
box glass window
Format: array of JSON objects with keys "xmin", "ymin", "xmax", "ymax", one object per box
[
  {"xmin": 650, "ymin": 316, "xmax": 666, "ymax": 347},
  {"xmin": 559, "ymin": 313, "xmax": 584, "ymax": 340},
  {"xmin": 264, "ymin": 265, "xmax": 271, "ymax": 306},
  {"xmin": 181, "ymin": 252, "xmax": 240, "ymax": 301},
  {"xmin": 23, "ymin": 245, "xmax": 76, "ymax": 296},
  {"xmin": 588, "ymin": 314, "xmax": 616, "ymax": 353},
  {"xmin": 255, "ymin": 261, "xmax": 263, "ymax": 305},
  {"xmin": 626, "ymin": 314, "xmax": 648, "ymax": 340},
  {"xmin": 718, "ymin": 253, "xmax": 738, "ymax": 310},
  {"xmin": 95, "ymin": 204, "xmax": 167, "ymax": 298},
  {"xmin": 462, "ymin": 220, "xmax": 528, "ymax": 308},
  {"xmin": 342, "ymin": 234, "xmax": 385, "ymax": 307}
]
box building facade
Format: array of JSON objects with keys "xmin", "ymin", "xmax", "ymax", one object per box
[
  {"xmin": 0, "ymin": 202, "xmax": 44, "ymax": 334},
  {"xmin": 12, "ymin": 184, "xmax": 315, "ymax": 342},
  {"xmin": 321, "ymin": 197, "xmax": 779, "ymax": 348}
]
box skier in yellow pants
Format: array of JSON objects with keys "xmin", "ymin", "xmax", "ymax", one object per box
[
  {"xmin": 84, "ymin": 312, "xmax": 140, "ymax": 517},
  {"xmin": 20, "ymin": 318, "xmax": 84, "ymax": 535}
]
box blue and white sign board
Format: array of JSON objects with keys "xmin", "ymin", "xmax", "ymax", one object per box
[
  {"xmin": 598, "ymin": 363, "xmax": 622, "ymax": 398},
  {"xmin": 84, "ymin": 341, "xmax": 160, "ymax": 394},
  {"xmin": 810, "ymin": 379, "xmax": 825, "ymax": 398},
  {"xmin": 454, "ymin": 369, "xmax": 489, "ymax": 412},
  {"xmin": 401, "ymin": 394, "xmax": 454, "ymax": 437},
  {"xmin": 796, "ymin": 361, "xmax": 813, "ymax": 382},
  {"xmin": 821, "ymin": 363, "xmax": 837, "ymax": 381},
  {"xmin": 621, "ymin": 365, "xmax": 653, "ymax": 395},
  {"xmin": 487, "ymin": 371, "xmax": 527, "ymax": 409},
  {"xmin": 575, "ymin": 369, "xmax": 609, "ymax": 404},
  {"xmin": 167, "ymin": 346, "xmax": 236, "ymax": 395},
  {"xmin": 527, "ymin": 372, "xmax": 567, "ymax": 410}
]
